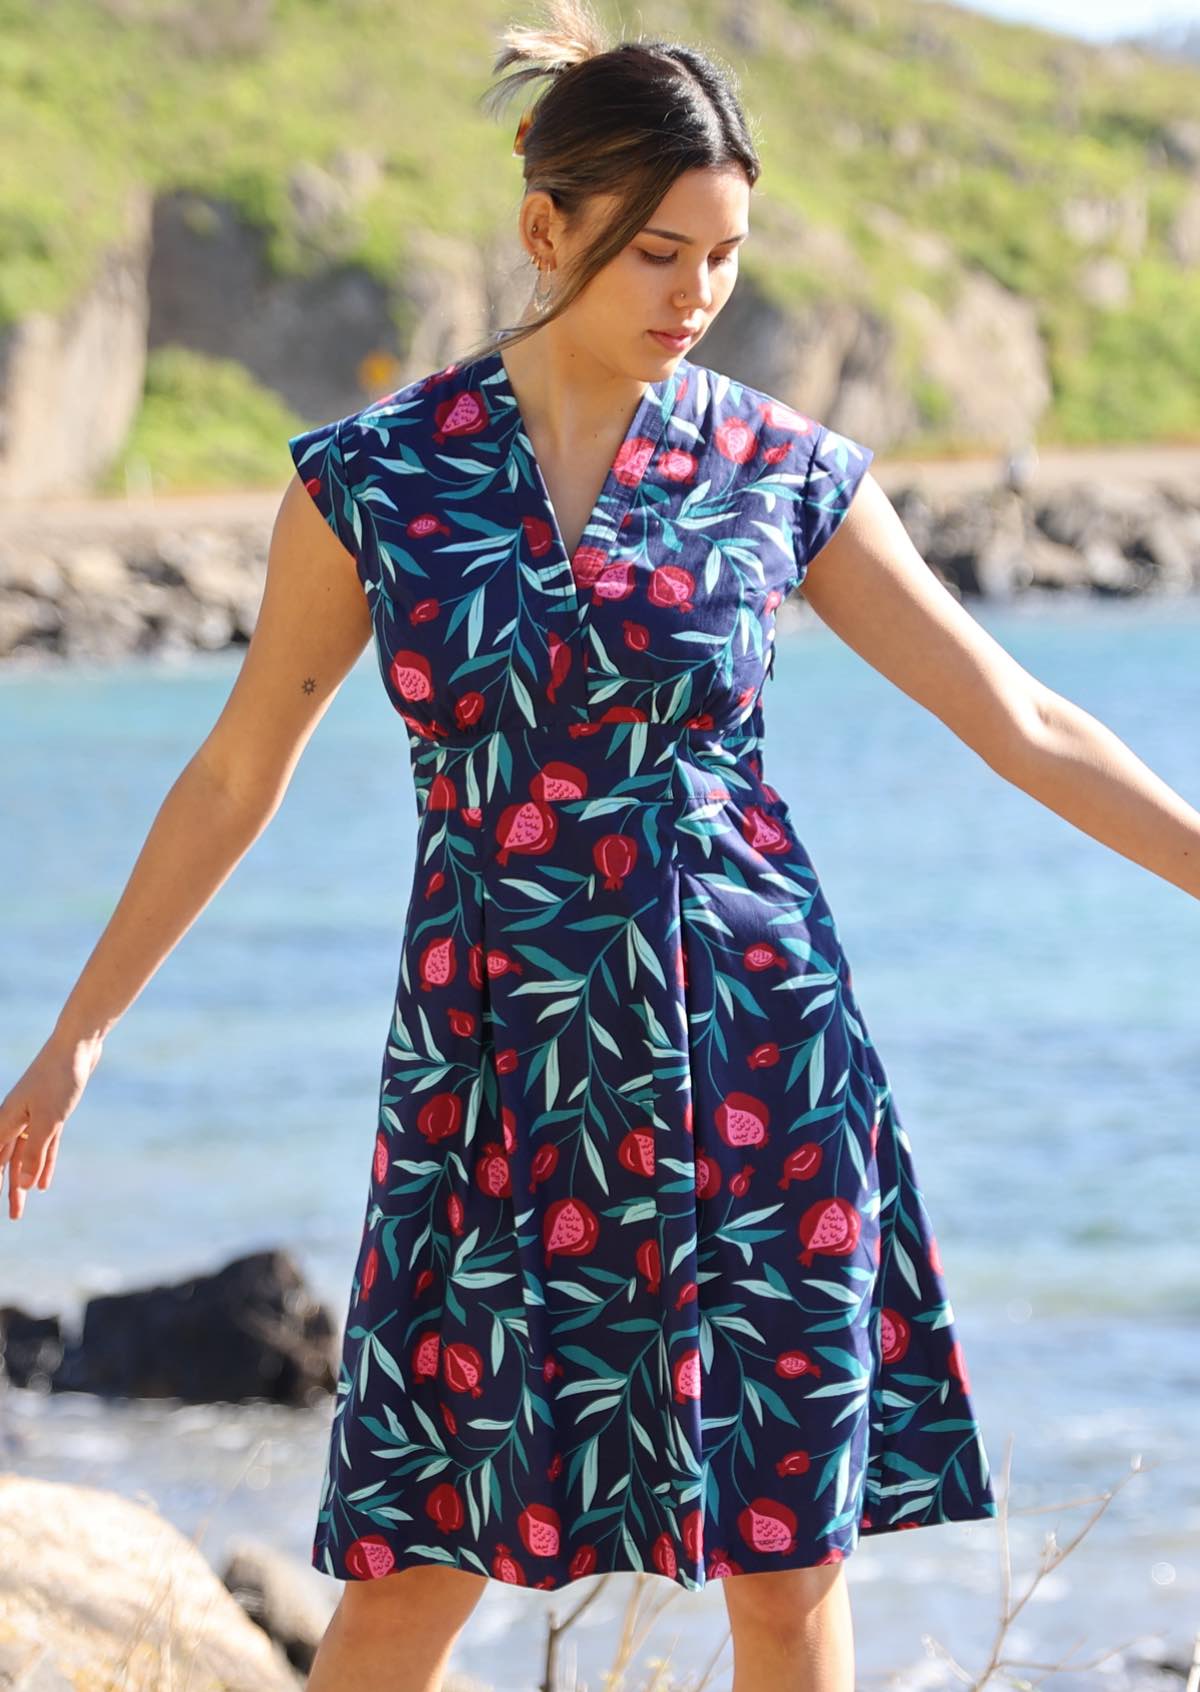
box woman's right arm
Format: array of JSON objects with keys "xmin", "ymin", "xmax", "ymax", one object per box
[{"xmin": 0, "ymin": 469, "xmax": 374, "ymax": 1221}]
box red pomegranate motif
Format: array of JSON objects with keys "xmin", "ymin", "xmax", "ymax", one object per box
[
  {"xmin": 412, "ymin": 1330, "xmax": 441, "ymax": 1384},
  {"xmin": 594, "ymin": 832, "xmax": 637, "ymax": 890},
  {"xmin": 447, "ymin": 1007, "xmax": 476, "ymax": 1037},
  {"xmin": 880, "ymin": 1308, "xmax": 911, "ymax": 1364},
  {"xmin": 485, "ymin": 949, "xmax": 523, "ymax": 979},
  {"xmin": 438, "ymin": 1400, "xmax": 458, "ymax": 1437},
  {"xmin": 797, "ymin": 1196, "xmax": 862, "ymax": 1266},
  {"xmin": 518, "ymin": 1503, "xmax": 561, "ymax": 1557},
  {"xmin": 707, "ymin": 1548, "xmax": 745, "ymax": 1578},
  {"xmin": 418, "ymin": 934, "xmax": 456, "ymax": 990},
  {"xmin": 426, "ymin": 1482, "xmax": 464, "ymax": 1531},
  {"xmin": 373, "ymin": 1131, "xmax": 389, "ymax": 1184},
  {"xmin": 776, "ymin": 1449, "xmax": 812, "ymax": 1476},
  {"xmin": 591, "ymin": 560, "xmax": 637, "ymax": 603},
  {"xmin": 682, "ymin": 1507, "xmax": 704, "ymax": 1563},
  {"xmin": 673, "ymin": 1348, "xmax": 702, "ymax": 1403},
  {"xmin": 761, "ymin": 398, "xmax": 814, "ymax": 438},
  {"xmin": 748, "ymin": 1041, "xmax": 781, "ymax": 1067},
  {"xmin": 530, "ymin": 761, "xmax": 588, "ymax": 803},
  {"xmin": 569, "ymin": 1545, "xmax": 598, "ymax": 1579},
  {"xmin": 737, "ymin": 1497, "xmax": 797, "ymax": 1554},
  {"xmin": 543, "ymin": 1196, "xmax": 601, "ymax": 1264},
  {"xmin": 529, "ymin": 1143, "xmax": 559, "ymax": 1191},
  {"xmin": 714, "ymin": 416, "xmax": 761, "ymax": 464},
  {"xmin": 685, "ymin": 711, "xmax": 716, "ymax": 730},
  {"xmin": 778, "ymin": 1143, "xmax": 823, "ymax": 1187},
  {"xmin": 359, "ymin": 1244, "xmax": 379, "ymax": 1297},
  {"xmin": 454, "ymin": 690, "xmax": 486, "ymax": 729},
  {"xmin": 948, "ymin": 1339, "xmax": 971, "ymax": 1395},
  {"xmin": 414, "ymin": 1267, "xmax": 434, "ymax": 1297},
  {"xmin": 742, "ymin": 806, "xmax": 791, "ymax": 855},
  {"xmin": 406, "ymin": 512, "xmax": 451, "ymax": 539},
  {"xmin": 496, "ymin": 799, "xmax": 557, "ymax": 864},
  {"xmin": 425, "ymin": 870, "xmax": 445, "ymax": 899},
  {"xmin": 428, "ymin": 773, "xmax": 456, "ymax": 811},
  {"xmin": 547, "ymin": 631, "xmax": 571, "ymax": 703},
  {"xmin": 683, "ymin": 1099, "xmax": 693, "ymax": 1136},
  {"xmin": 675, "ymin": 1279, "xmax": 698, "ymax": 1311},
  {"xmin": 695, "ymin": 1152, "xmax": 722, "ymax": 1198},
  {"xmin": 446, "ymin": 1191, "xmax": 464, "ymax": 1236},
  {"xmin": 652, "ymin": 1534, "xmax": 678, "ymax": 1580},
  {"xmin": 657, "ymin": 446, "xmax": 699, "ymax": 483},
  {"xmin": 775, "ymin": 1350, "xmax": 822, "ymax": 1380},
  {"xmin": 622, "ymin": 620, "xmax": 650, "ymax": 651},
  {"xmin": 475, "ymin": 1142, "xmax": 512, "ymax": 1197},
  {"xmin": 613, "ymin": 435, "xmax": 657, "ymax": 486},
  {"xmin": 495, "ymin": 1046, "xmax": 519, "ymax": 1075},
  {"xmin": 389, "ymin": 649, "xmax": 435, "ymax": 701},
  {"xmin": 492, "ymin": 1542, "xmax": 528, "ymax": 1584},
  {"xmin": 501, "ymin": 1107, "xmax": 517, "ymax": 1151},
  {"xmin": 408, "ymin": 593, "xmax": 442, "ymax": 619},
  {"xmin": 441, "ymin": 1339, "xmax": 487, "ymax": 1398},
  {"xmin": 635, "ymin": 1237, "xmax": 661, "ymax": 1293},
  {"xmin": 432, "ymin": 386, "xmax": 490, "ymax": 443},
  {"xmin": 928, "ymin": 1232, "xmax": 944, "ymax": 1276},
  {"xmin": 468, "ymin": 943, "xmax": 485, "ymax": 988},
  {"xmin": 572, "ymin": 546, "xmax": 610, "ymax": 590},
  {"xmin": 729, "ymin": 1162, "xmax": 755, "ymax": 1197},
  {"xmin": 744, "ymin": 941, "xmax": 787, "ymax": 972},
  {"xmin": 345, "ymin": 1534, "xmax": 396, "ymax": 1578},
  {"xmin": 617, "ymin": 1128, "xmax": 655, "ymax": 1177},
  {"xmin": 715, "ymin": 1090, "xmax": 770, "ymax": 1149},
  {"xmin": 522, "ymin": 514, "xmax": 555, "ymax": 557},
  {"xmin": 646, "ymin": 563, "xmax": 695, "ymax": 612},
  {"xmin": 417, "ymin": 1091, "xmax": 462, "ymax": 1144}
]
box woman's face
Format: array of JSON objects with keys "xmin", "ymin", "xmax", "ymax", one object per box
[{"xmin": 528, "ymin": 164, "xmax": 751, "ymax": 375}]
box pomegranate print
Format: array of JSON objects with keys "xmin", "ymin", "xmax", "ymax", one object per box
[{"xmin": 289, "ymin": 348, "xmax": 995, "ymax": 1594}]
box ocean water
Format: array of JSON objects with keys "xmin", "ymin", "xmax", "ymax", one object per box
[{"xmin": 1, "ymin": 594, "xmax": 1198, "ymax": 1688}]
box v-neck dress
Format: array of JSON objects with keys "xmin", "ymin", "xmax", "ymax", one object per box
[{"xmin": 288, "ymin": 347, "xmax": 997, "ymax": 1592}]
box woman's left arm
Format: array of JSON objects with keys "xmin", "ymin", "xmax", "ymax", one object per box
[{"xmin": 799, "ymin": 473, "xmax": 1200, "ymax": 902}]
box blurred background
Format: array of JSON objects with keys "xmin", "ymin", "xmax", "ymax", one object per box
[{"xmin": 1, "ymin": 2, "xmax": 1198, "ymax": 1690}]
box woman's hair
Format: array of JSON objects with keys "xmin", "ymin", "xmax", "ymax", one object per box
[{"xmin": 453, "ymin": 0, "xmax": 762, "ymax": 366}]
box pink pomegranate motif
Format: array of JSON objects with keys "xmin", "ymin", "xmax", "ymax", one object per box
[
  {"xmin": 572, "ymin": 546, "xmax": 610, "ymax": 589},
  {"xmin": 428, "ymin": 773, "xmax": 456, "ymax": 810},
  {"xmin": 675, "ymin": 942, "xmax": 688, "ymax": 990},
  {"xmin": 345, "ymin": 1534, "xmax": 396, "ymax": 1578},
  {"xmin": 418, "ymin": 934, "xmax": 456, "ymax": 990},
  {"xmin": 764, "ymin": 587, "xmax": 783, "ymax": 613},
  {"xmin": 522, "ymin": 514, "xmax": 555, "ymax": 557},
  {"xmin": 446, "ymin": 1191, "xmax": 464, "ymax": 1236},
  {"xmin": 635, "ymin": 1237, "xmax": 661, "ymax": 1293},
  {"xmin": 673, "ymin": 1348, "xmax": 702, "ymax": 1403},
  {"xmin": 475, "ymin": 1142, "xmax": 512, "ymax": 1197},
  {"xmin": 695, "ymin": 1152, "xmax": 722, "ymax": 1198},
  {"xmin": 613, "ymin": 435, "xmax": 657, "ymax": 486},
  {"xmin": 880, "ymin": 1307, "xmax": 911, "ymax": 1364},
  {"xmin": 797, "ymin": 1196, "xmax": 862, "ymax": 1266},
  {"xmin": 518, "ymin": 1502, "xmax": 561, "ymax": 1557},
  {"xmin": 485, "ymin": 948, "xmax": 523, "ymax": 979},
  {"xmin": 714, "ymin": 416, "xmax": 760, "ymax": 465},
  {"xmin": 530, "ymin": 760, "xmax": 588, "ymax": 803},
  {"xmin": 546, "ymin": 631, "xmax": 571, "ymax": 702},
  {"xmin": 744, "ymin": 941, "xmax": 786, "ymax": 972},
  {"xmin": 622, "ymin": 619, "xmax": 650, "ymax": 651},
  {"xmin": 775, "ymin": 1349, "xmax": 822, "ymax": 1380},
  {"xmin": 373, "ymin": 1131, "xmax": 389, "ymax": 1184},
  {"xmin": 389, "ymin": 649, "xmax": 435, "ymax": 701},
  {"xmin": 646, "ymin": 563, "xmax": 695, "ymax": 612},
  {"xmin": 441, "ymin": 1339, "xmax": 486, "ymax": 1398},
  {"xmin": 749, "ymin": 1041, "xmax": 781, "ymax": 1067},
  {"xmin": 617, "ymin": 1127, "xmax": 655, "ymax": 1177},
  {"xmin": 928, "ymin": 1232, "xmax": 944, "ymax": 1275},
  {"xmin": 706, "ymin": 1548, "xmax": 745, "ymax": 1579},
  {"xmin": 359, "ymin": 1245, "xmax": 378, "ymax": 1298},
  {"xmin": 416, "ymin": 1091, "xmax": 462, "ymax": 1144},
  {"xmin": 497, "ymin": 799, "xmax": 557, "ymax": 864},
  {"xmin": 737, "ymin": 1497, "xmax": 798, "ymax": 1554},
  {"xmin": 594, "ymin": 832, "xmax": 638, "ymax": 890},
  {"xmin": 715, "ymin": 1090, "xmax": 770, "ymax": 1149},
  {"xmin": 729, "ymin": 1162, "xmax": 755, "ymax": 1197},
  {"xmin": 454, "ymin": 690, "xmax": 486, "ymax": 729},
  {"xmin": 492, "ymin": 1542, "xmax": 528, "ymax": 1584},
  {"xmin": 569, "ymin": 1545, "xmax": 598, "ymax": 1578},
  {"xmin": 778, "ymin": 1143, "xmax": 823, "ymax": 1188},
  {"xmin": 589, "ymin": 560, "xmax": 636, "ymax": 604},
  {"xmin": 657, "ymin": 446, "xmax": 699, "ymax": 483},
  {"xmin": 543, "ymin": 1196, "xmax": 601, "ymax": 1264},
  {"xmin": 426, "ymin": 1482, "xmax": 464, "ymax": 1531},
  {"xmin": 742, "ymin": 806, "xmax": 791, "ymax": 855},
  {"xmin": 529, "ymin": 1143, "xmax": 559, "ymax": 1191},
  {"xmin": 760, "ymin": 397, "xmax": 814, "ymax": 437},
  {"xmin": 432, "ymin": 386, "xmax": 489, "ymax": 443},
  {"xmin": 684, "ymin": 1098, "xmax": 693, "ymax": 1136},
  {"xmin": 652, "ymin": 1534, "xmax": 678, "ymax": 1580},
  {"xmin": 776, "ymin": 1449, "xmax": 812, "ymax": 1476},
  {"xmin": 412, "ymin": 1330, "xmax": 441, "ymax": 1384},
  {"xmin": 682, "ymin": 1507, "xmax": 704, "ymax": 1563}
]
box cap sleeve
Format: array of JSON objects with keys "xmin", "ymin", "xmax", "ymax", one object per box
[
  {"xmin": 796, "ymin": 421, "xmax": 874, "ymax": 582},
  {"xmin": 287, "ymin": 415, "xmax": 363, "ymax": 559}
]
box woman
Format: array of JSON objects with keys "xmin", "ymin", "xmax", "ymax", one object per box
[{"xmin": 4, "ymin": 4, "xmax": 1198, "ymax": 1690}]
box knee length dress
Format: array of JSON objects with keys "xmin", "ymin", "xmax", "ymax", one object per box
[{"xmin": 288, "ymin": 347, "xmax": 997, "ymax": 1592}]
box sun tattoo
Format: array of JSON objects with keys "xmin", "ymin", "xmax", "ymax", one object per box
[{"xmin": 301, "ymin": 676, "xmax": 316, "ymax": 694}]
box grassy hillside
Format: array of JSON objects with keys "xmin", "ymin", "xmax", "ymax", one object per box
[{"xmin": 2, "ymin": 0, "xmax": 1199, "ymax": 491}]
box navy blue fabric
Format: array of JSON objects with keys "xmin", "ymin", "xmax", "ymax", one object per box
[{"xmin": 287, "ymin": 349, "xmax": 996, "ymax": 1591}]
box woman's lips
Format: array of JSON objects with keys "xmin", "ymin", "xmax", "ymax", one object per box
[{"xmin": 648, "ymin": 329, "xmax": 695, "ymax": 350}]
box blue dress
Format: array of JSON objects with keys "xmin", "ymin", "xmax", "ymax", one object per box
[{"xmin": 289, "ymin": 347, "xmax": 997, "ymax": 1591}]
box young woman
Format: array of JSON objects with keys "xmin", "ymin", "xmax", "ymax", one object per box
[{"xmin": 4, "ymin": 4, "xmax": 1198, "ymax": 1689}]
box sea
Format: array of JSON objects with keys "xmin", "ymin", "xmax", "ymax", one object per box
[{"xmin": 1, "ymin": 593, "xmax": 1197, "ymax": 1691}]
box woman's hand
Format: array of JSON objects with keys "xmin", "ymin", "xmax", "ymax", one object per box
[{"xmin": 0, "ymin": 1034, "xmax": 103, "ymax": 1221}]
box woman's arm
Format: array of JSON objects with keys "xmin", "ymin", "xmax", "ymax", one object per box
[
  {"xmin": 799, "ymin": 473, "xmax": 1200, "ymax": 901},
  {"xmin": 0, "ymin": 471, "xmax": 373, "ymax": 1218}
]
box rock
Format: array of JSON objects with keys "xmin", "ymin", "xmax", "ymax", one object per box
[
  {"xmin": 0, "ymin": 592, "xmax": 63, "ymax": 657},
  {"xmin": 59, "ymin": 542, "xmax": 131, "ymax": 597},
  {"xmin": 221, "ymin": 1537, "xmax": 335, "ymax": 1675},
  {"xmin": 0, "ymin": 1474, "xmax": 299, "ymax": 1691},
  {"xmin": 0, "ymin": 1307, "xmax": 64, "ymax": 1389},
  {"xmin": 52, "ymin": 1248, "xmax": 339, "ymax": 1407}
]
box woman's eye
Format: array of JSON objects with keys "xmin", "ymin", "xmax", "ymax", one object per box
[{"xmin": 638, "ymin": 250, "xmax": 736, "ymax": 267}]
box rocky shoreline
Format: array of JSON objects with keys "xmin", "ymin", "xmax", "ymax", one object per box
[{"xmin": 1, "ymin": 468, "xmax": 1199, "ymax": 666}]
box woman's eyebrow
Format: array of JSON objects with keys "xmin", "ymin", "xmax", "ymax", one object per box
[{"xmin": 640, "ymin": 226, "xmax": 750, "ymax": 244}]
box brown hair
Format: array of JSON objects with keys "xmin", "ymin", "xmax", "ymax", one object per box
[{"xmin": 454, "ymin": 0, "xmax": 762, "ymax": 367}]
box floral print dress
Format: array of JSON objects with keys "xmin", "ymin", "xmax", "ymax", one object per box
[{"xmin": 288, "ymin": 346, "xmax": 997, "ymax": 1592}]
